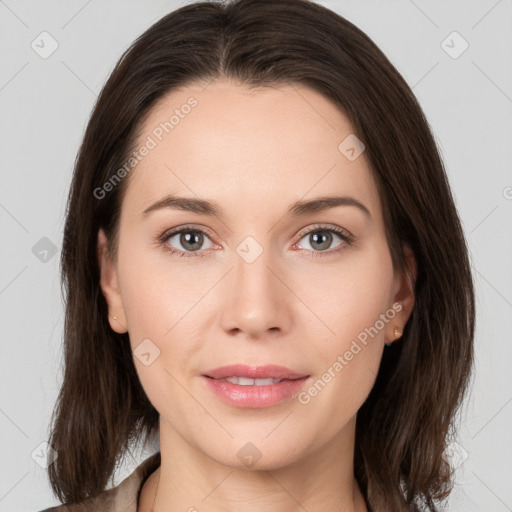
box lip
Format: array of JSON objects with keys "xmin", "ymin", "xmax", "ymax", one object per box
[
  {"xmin": 202, "ymin": 364, "xmax": 309, "ymax": 380},
  {"xmin": 201, "ymin": 364, "xmax": 310, "ymax": 408}
]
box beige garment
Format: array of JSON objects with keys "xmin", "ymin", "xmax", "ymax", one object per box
[{"xmin": 38, "ymin": 451, "xmax": 161, "ymax": 512}]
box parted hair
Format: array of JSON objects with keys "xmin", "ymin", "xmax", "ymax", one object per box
[{"xmin": 47, "ymin": 0, "xmax": 475, "ymax": 510}]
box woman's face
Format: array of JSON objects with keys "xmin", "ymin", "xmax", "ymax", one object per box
[{"xmin": 99, "ymin": 78, "xmax": 414, "ymax": 470}]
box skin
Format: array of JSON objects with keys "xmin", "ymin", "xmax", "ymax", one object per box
[{"xmin": 98, "ymin": 77, "xmax": 416, "ymax": 512}]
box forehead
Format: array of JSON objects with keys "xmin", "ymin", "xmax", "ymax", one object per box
[{"xmin": 122, "ymin": 78, "xmax": 381, "ymax": 222}]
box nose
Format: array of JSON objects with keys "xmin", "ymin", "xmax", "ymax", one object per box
[{"xmin": 219, "ymin": 240, "xmax": 292, "ymax": 339}]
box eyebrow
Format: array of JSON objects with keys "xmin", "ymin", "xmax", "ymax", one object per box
[{"xmin": 142, "ymin": 194, "xmax": 371, "ymax": 219}]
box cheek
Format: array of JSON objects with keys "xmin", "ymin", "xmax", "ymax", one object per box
[
  {"xmin": 117, "ymin": 240, "xmax": 208, "ymax": 336},
  {"xmin": 294, "ymin": 248, "xmax": 394, "ymax": 414},
  {"xmin": 116, "ymin": 242, "xmax": 212, "ymax": 397},
  {"xmin": 117, "ymin": 249, "xmax": 204, "ymax": 419},
  {"xmin": 296, "ymin": 299, "xmax": 389, "ymax": 443},
  {"xmin": 291, "ymin": 243, "xmax": 394, "ymax": 343}
]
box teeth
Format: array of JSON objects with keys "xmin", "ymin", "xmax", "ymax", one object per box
[{"xmin": 218, "ymin": 376, "xmax": 283, "ymax": 385}]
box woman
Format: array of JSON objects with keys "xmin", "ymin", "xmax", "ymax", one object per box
[{"xmin": 40, "ymin": 0, "xmax": 475, "ymax": 510}]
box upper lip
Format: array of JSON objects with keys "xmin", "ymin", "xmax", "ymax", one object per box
[{"xmin": 202, "ymin": 364, "xmax": 309, "ymax": 380}]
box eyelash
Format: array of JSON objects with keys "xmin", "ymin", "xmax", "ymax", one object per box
[{"xmin": 157, "ymin": 223, "xmax": 354, "ymax": 259}]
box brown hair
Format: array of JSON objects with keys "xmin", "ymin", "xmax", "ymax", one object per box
[{"xmin": 47, "ymin": 0, "xmax": 475, "ymax": 510}]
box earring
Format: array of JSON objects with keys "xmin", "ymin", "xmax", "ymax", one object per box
[
  {"xmin": 111, "ymin": 315, "xmax": 118, "ymax": 321},
  {"xmin": 385, "ymin": 326, "xmax": 402, "ymax": 347}
]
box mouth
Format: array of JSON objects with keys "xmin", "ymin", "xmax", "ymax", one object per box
[
  {"xmin": 201, "ymin": 364, "xmax": 311, "ymax": 408},
  {"xmin": 202, "ymin": 364, "xmax": 308, "ymax": 382},
  {"xmin": 205, "ymin": 376, "xmax": 291, "ymax": 385}
]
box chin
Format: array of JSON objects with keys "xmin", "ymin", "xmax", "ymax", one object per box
[{"xmin": 200, "ymin": 435, "xmax": 309, "ymax": 472}]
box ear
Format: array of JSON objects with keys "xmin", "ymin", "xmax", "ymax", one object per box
[
  {"xmin": 386, "ymin": 243, "xmax": 417, "ymax": 344},
  {"xmin": 97, "ymin": 228, "xmax": 128, "ymax": 333}
]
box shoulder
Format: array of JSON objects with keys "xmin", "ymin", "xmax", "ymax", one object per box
[{"xmin": 36, "ymin": 451, "xmax": 161, "ymax": 512}]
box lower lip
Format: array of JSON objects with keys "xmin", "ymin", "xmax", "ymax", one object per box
[{"xmin": 202, "ymin": 376, "xmax": 310, "ymax": 408}]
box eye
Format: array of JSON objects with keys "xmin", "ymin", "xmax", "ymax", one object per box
[
  {"xmin": 294, "ymin": 224, "xmax": 353, "ymax": 256},
  {"xmin": 158, "ymin": 223, "xmax": 354, "ymax": 259},
  {"xmin": 158, "ymin": 225, "xmax": 215, "ymax": 258}
]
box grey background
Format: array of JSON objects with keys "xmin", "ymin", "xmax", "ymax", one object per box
[{"xmin": 1, "ymin": 0, "xmax": 511, "ymax": 510}]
